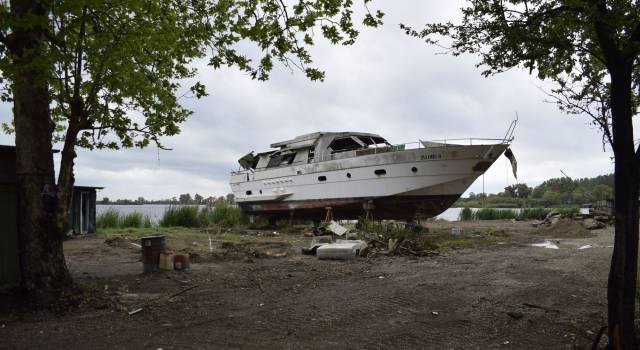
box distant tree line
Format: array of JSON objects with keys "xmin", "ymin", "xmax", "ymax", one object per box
[
  {"xmin": 100, "ymin": 193, "xmax": 235, "ymax": 206},
  {"xmin": 457, "ymin": 174, "xmax": 614, "ymax": 208}
]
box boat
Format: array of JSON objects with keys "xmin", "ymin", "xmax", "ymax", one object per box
[{"xmin": 230, "ymin": 124, "xmax": 517, "ymax": 222}]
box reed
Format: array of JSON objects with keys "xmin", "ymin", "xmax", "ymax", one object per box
[
  {"xmin": 120, "ymin": 212, "xmax": 145, "ymax": 228},
  {"xmin": 97, "ymin": 208, "xmax": 120, "ymax": 229},
  {"xmin": 458, "ymin": 207, "xmax": 474, "ymax": 221},
  {"xmin": 160, "ymin": 206, "xmax": 201, "ymax": 227},
  {"xmin": 474, "ymin": 208, "xmax": 517, "ymax": 220}
]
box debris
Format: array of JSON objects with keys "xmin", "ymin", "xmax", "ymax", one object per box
[
  {"xmin": 451, "ymin": 227, "xmax": 462, "ymax": 235},
  {"xmin": 326, "ymin": 220, "xmax": 348, "ymax": 236},
  {"xmin": 128, "ymin": 308, "xmax": 144, "ymax": 316},
  {"xmin": 302, "ymin": 235, "xmax": 333, "ymax": 255},
  {"xmin": 159, "ymin": 253, "xmax": 174, "ymax": 271},
  {"xmin": 577, "ymin": 245, "xmax": 593, "ymax": 250},
  {"xmin": 209, "ymin": 236, "xmax": 213, "ymax": 252},
  {"xmin": 388, "ymin": 238, "xmax": 402, "ymax": 256},
  {"xmin": 167, "ymin": 285, "xmax": 199, "ymax": 300},
  {"xmin": 173, "ymin": 254, "xmax": 190, "ymax": 270},
  {"xmin": 583, "ymin": 218, "xmax": 606, "ymax": 230},
  {"xmin": 431, "ymin": 311, "xmax": 439, "ymax": 316},
  {"xmin": 522, "ymin": 303, "xmax": 561, "ymax": 313},
  {"xmin": 531, "ymin": 240, "xmax": 559, "ymax": 249},
  {"xmin": 316, "ymin": 240, "xmax": 367, "ymax": 260},
  {"xmin": 303, "ymin": 231, "xmax": 314, "ymax": 237}
]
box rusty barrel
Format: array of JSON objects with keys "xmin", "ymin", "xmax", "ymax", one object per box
[{"xmin": 141, "ymin": 234, "xmax": 166, "ymax": 273}]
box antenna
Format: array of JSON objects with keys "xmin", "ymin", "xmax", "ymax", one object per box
[{"xmin": 560, "ymin": 169, "xmax": 571, "ymax": 179}]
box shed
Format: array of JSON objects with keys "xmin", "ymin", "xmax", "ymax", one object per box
[
  {"xmin": 67, "ymin": 186, "xmax": 103, "ymax": 235},
  {"xmin": 0, "ymin": 145, "xmax": 103, "ymax": 285}
]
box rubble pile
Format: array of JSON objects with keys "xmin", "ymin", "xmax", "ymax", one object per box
[
  {"xmin": 532, "ymin": 210, "xmax": 611, "ymax": 231},
  {"xmin": 302, "ymin": 220, "xmax": 439, "ymax": 260}
]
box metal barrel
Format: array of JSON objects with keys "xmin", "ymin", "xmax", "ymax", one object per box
[{"xmin": 141, "ymin": 234, "xmax": 166, "ymax": 273}]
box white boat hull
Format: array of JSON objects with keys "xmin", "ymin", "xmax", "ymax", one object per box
[{"xmin": 230, "ymin": 143, "xmax": 508, "ymax": 220}]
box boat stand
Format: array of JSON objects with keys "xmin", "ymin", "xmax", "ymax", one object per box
[{"xmin": 323, "ymin": 207, "xmax": 333, "ymax": 222}]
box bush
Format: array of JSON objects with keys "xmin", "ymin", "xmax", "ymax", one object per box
[
  {"xmin": 97, "ymin": 208, "xmax": 120, "ymax": 229},
  {"xmin": 458, "ymin": 207, "xmax": 474, "ymax": 221},
  {"xmin": 160, "ymin": 206, "xmax": 201, "ymax": 227}
]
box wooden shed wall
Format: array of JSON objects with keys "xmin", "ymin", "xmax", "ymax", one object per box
[{"xmin": 0, "ymin": 183, "xmax": 19, "ymax": 285}]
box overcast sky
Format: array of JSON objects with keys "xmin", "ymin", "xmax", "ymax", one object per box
[{"xmin": 0, "ymin": 1, "xmax": 631, "ymax": 201}]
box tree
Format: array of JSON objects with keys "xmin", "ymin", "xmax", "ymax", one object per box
[
  {"xmin": 178, "ymin": 193, "xmax": 192, "ymax": 205},
  {"xmin": 514, "ymin": 183, "xmax": 532, "ymax": 199},
  {"xmin": 0, "ymin": 0, "xmax": 382, "ymax": 304},
  {"xmin": 194, "ymin": 193, "xmax": 204, "ymax": 205},
  {"xmin": 404, "ymin": 1, "xmax": 639, "ymax": 347},
  {"xmin": 592, "ymin": 183, "xmax": 614, "ymax": 202},
  {"xmin": 503, "ymin": 185, "xmax": 517, "ymax": 198}
]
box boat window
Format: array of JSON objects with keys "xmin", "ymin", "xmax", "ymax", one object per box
[
  {"xmin": 246, "ymin": 190, "xmax": 252, "ymax": 195},
  {"xmin": 358, "ymin": 136, "xmax": 388, "ymax": 148},
  {"xmin": 411, "ymin": 167, "xmax": 418, "ymax": 173},
  {"xmin": 318, "ymin": 176, "xmax": 327, "ymax": 182},
  {"xmin": 374, "ymin": 169, "xmax": 386, "ymax": 176},
  {"xmin": 346, "ymin": 173, "xmax": 352, "ymax": 178},
  {"xmin": 266, "ymin": 151, "xmax": 296, "ymax": 168},
  {"xmin": 329, "ymin": 137, "xmax": 363, "ymax": 153},
  {"xmin": 308, "ymin": 149, "xmax": 315, "ymax": 163}
]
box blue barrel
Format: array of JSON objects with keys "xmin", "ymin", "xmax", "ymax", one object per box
[{"xmin": 141, "ymin": 235, "xmax": 166, "ymax": 273}]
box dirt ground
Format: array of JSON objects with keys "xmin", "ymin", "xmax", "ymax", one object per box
[{"xmin": 0, "ymin": 220, "xmax": 615, "ymax": 349}]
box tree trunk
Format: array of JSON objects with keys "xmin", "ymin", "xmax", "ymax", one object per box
[
  {"xmin": 606, "ymin": 60, "xmax": 639, "ymax": 349},
  {"xmin": 9, "ymin": 0, "xmax": 73, "ymax": 305}
]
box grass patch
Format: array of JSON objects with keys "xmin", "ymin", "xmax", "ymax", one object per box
[
  {"xmin": 95, "ymin": 226, "xmax": 270, "ymax": 242},
  {"xmin": 96, "ymin": 226, "xmax": 208, "ymax": 239}
]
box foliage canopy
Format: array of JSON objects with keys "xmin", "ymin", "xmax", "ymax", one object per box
[{"xmin": 0, "ymin": 0, "xmax": 383, "ymax": 149}]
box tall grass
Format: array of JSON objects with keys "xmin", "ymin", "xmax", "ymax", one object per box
[
  {"xmin": 160, "ymin": 206, "xmax": 201, "ymax": 227},
  {"xmin": 475, "ymin": 208, "xmax": 518, "ymax": 220},
  {"xmin": 97, "ymin": 208, "xmax": 152, "ymax": 229},
  {"xmin": 120, "ymin": 212, "xmax": 144, "ymax": 228},
  {"xmin": 159, "ymin": 204, "xmax": 247, "ymax": 228},
  {"xmin": 97, "ymin": 208, "xmax": 120, "ymax": 229},
  {"xmin": 458, "ymin": 207, "xmax": 474, "ymax": 221},
  {"xmin": 457, "ymin": 207, "xmax": 580, "ymax": 221},
  {"xmin": 209, "ymin": 202, "xmax": 247, "ymax": 227}
]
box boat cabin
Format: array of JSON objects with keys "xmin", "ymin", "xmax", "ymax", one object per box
[{"xmin": 238, "ymin": 132, "xmax": 392, "ymax": 171}]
